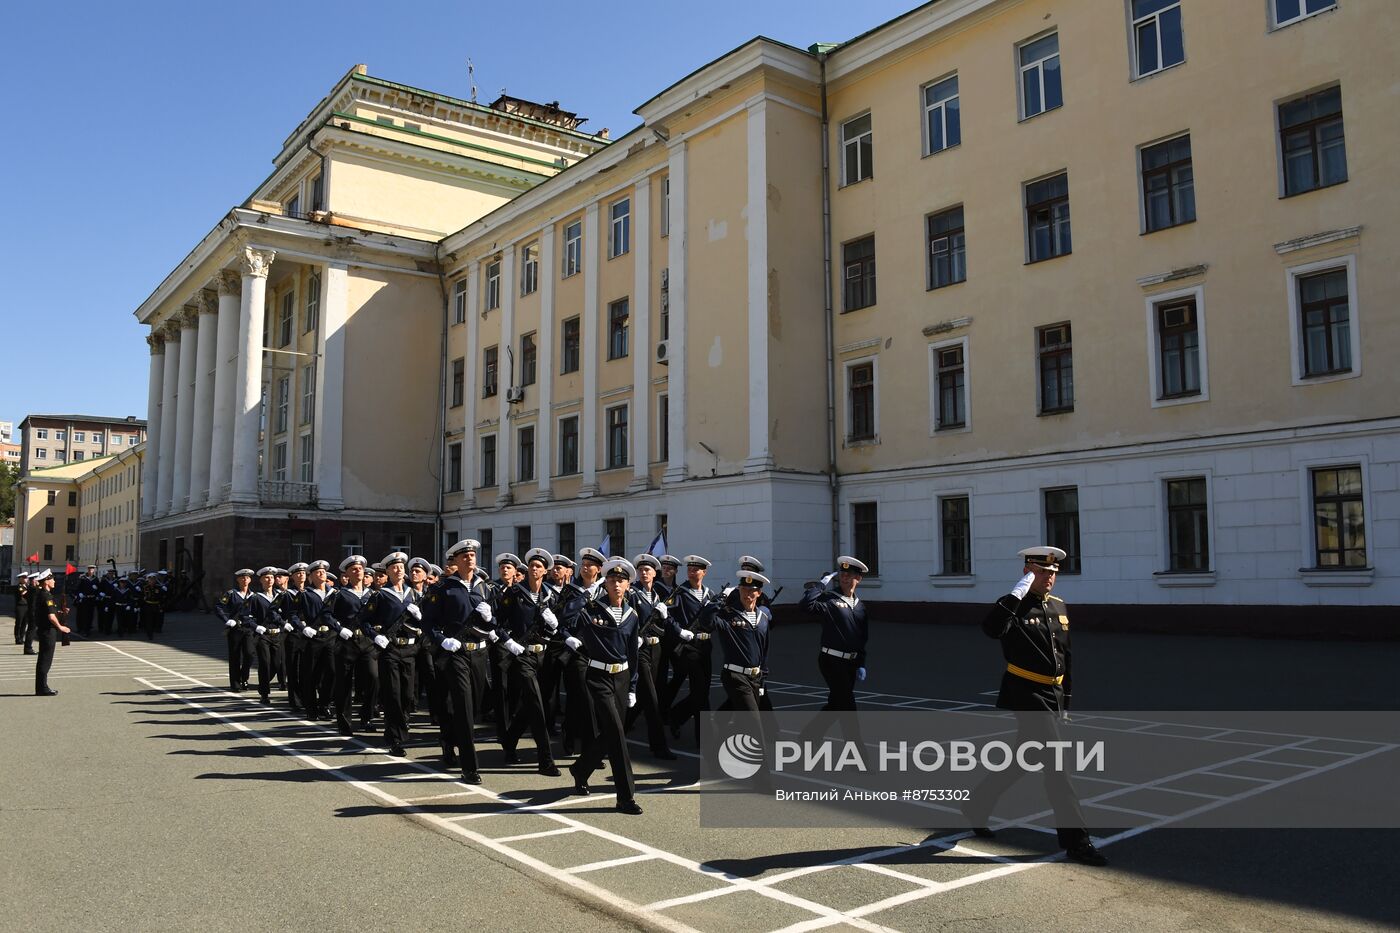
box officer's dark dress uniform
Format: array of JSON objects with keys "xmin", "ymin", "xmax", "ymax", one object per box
[
  {"xmin": 13, "ymin": 578, "xmax": 31, "ymax": 649},
  {"xmin": 497, "ymin": 578, "xmax": 561, "ymax": 774},
  {"xmin": 139, "ymin": 575, "xmax": 167, "ymax": 640},
  {"xmin": 356, "ymin": 582, "xmax": 422, "ymax": 755},
  {"xmin": 32, "ymin": 582, "xmax": 62, "ymax": 695},
  {"xmin": 215, "ymin": 586, "xmax": 253, "ymax": 689},
  {"xmin": 567, "ymin": 583, "xmax": 642, "ymax": 813},
  {"xmin": 423, "ymin": 572, "xmax": 493, "ymax": 780}
]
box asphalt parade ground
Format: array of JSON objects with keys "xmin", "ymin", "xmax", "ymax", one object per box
[{"xmin": 3, "ymin": 610, "xmax": 1398, "ymax": 933}]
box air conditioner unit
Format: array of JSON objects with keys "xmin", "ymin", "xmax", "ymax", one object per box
[
  {"xmin": 655, "ymin": 340, "xmax": 671, "ymax": 365},
  {"xmin": 505, "ymin": 386, "xmax": 524, "ymax": 403},
  {"xmin": 1161, "ymin": 304, "xmax": 1193, "ymax": 328},
  {"xmin": 307, "ymin": 210, "xmax": 331, "ymax": 224}
]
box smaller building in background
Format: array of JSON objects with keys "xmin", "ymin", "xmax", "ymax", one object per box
[
  {"xmin": 16, "ymin": 414, "xmax": 146, "ymax": 475},
  {"xmin": 13, "ymin": 444, "xmax": 145, "ymax": 580}
]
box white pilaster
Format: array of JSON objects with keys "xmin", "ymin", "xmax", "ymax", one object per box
[
  {"xmin": 188, "ymin": 290, "xmax": 218, "ymax": 510},
  {"xmin": 231, "ymin": 247, "xmax": 274, "ymax": 505},
  {"xmin": 315, "ymin": 262, "xmax": 348, "ymax": 509},
  {"xmin": 141, "ymin": 334, "xmax": 165, "ymax": 521},
  {"xmin": 630, "ymin": 178, "xmax": 652, "ymax": 490},
  {"xmin": 535, "ymin": 226, "xmax": 555, "ymax": 502},
  {"xmin": 171, "ymin": 306, "xmax": 199, "ymax": 510},
  {"xmin": 580, "ymin": 202, "xmax": 601, "ymax": 497},
  {"xmin": 664, "ymin": 143, "xmax": 688, "ymax": 484},
  {"xmin": 462, "ymin": 263, "xmax": 480, "ymax": 506},
  {"xmin": 208, "ymin": 271, "xmax": 241, "ymax": 505},
  {"xmin": 155, "ymin": 322, "xmax": 181, "ymax": 517},
  {"xmin": 745, "ymin": 100, "xmax": 773, "ymax": 473},
  {"xmin": 498, "ymin": 247, "xmax": 516, "ymax": 503}
]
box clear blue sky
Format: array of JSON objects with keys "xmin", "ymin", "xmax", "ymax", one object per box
[{"xmin": 0, "ymin": 0, "xmax": 916, "ymax": 430}]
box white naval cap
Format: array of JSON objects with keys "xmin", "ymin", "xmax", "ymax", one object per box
[
  {"xmin": 523, "ymin": 548, "xmax": 554, "ymax": 570},
  {"xmin": 256, "ymin": 566, "xmax": 278, "ymax": 577},
  {"xmin": 737, "ymin": 569, "xmax": 770, "ymax": 589},
  {"xmin": 658, "ymin": 554, "xmax": 681, "ymax": 568},
  {"xmin": 601, "ymin": 557, "xmax": 637, "ymax": 582},
  {"xmin": 382, "ymin": 551, "xmax": 408, "ymax": 567},
  {"xmin": 339, "ymin": 555, "xmax": 368, "ymax": 572},
  {"xmin": 552, "ymin": 554, "xmax": 575, "ymax": 569},
  {"xmin": 234, "ymin": 568, "xmax": 255, "ymax": 577},
  {"xmin": 428, "ymin": 564, "xmax": 443, "ymax": 577},
  {"xmin": 738, "ymin": 555, "xmax": 765, "ymax": 572},
  {"xmin": 287, "ymin": 562, "xmax": 309, "ymax": 574},
  {"xmin": 308, "ymin": 560, "xmax": 331, "ymax": 572},
  {"xmin": 1018, "ymin": 545, "xmax": 1067, "ymax": 571},
  {"xmin": 494, "ymin": 552, "xmax": 523, "ymax": 569},
  {"xmin": 578, "ymin": 548, "xmax": 606, "ymax": 566},
  {"xmin": 407, "ymin": 557, "xmax": 431, "ymax": 572},
  {"xmin": 836, "ymin": 556, "xmax": 869, "ymax": 575},
  {"xmin": 633, "ymin": 554, "xmax": 661, "ymax": 571},
  {"xmin": 682, "ymin": 554, "xmax": 711, "ymax": 570},
  {"xmin": 445, "ymin": 538, "xmax": 480, "ymax": 560}
]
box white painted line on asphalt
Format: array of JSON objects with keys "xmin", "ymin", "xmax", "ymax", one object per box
[
  {"xmin": 567, "ymin": 853, "xmax": 658, "ymax": 874},
  {"xmin": 402, "ymin": 791, "xmax": 480, "ymax": 804},
  {"xmin": 495, "ymin": 827, "xmax": 583, "ymax": 843}
]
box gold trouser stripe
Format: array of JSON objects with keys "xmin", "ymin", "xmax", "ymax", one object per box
[{"xmin": 1006, "ymin": 663, "xmax": 1063, "ymax": 686}]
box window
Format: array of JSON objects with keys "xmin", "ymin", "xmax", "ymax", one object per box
[
  {"xmin": 843, "ymin": 236, "xmax": 876, "ymax": 312},
  {"xmin": 453, "ymin": 278, "xmax": 468, "ymax": 324},
  {"xmin": 290, "ymin": 530, "xmax": 313, "ymax": 565},
  {"xmin": 45, "ymin": 517, "xmax": 54, "ymax": 533},
  {"xmin": 94, "ymin": 437, "xmax": 104, "ymax": 452},
  {"xmin": 930, "ymin": 342, "xmax": 967, "ymax": 431},
  {"xmin": 36, "ymin": 448, "xmax": 47, "ymax": 459},
  {"xmin": 609, "ymin": 199, "xmax": 631, "ymax": 258},
  {"xmin": 840, "ymin": 114, "xmax": 873, "ymax": 186},
  {"xmin": 74, "ymin": 451, "xmax": 84, "ymax": 461},
  {"xmin": 305, "ymin": 273, "xmax": 320, "ymax": 333},
  {"xmin": 1156, "ymin": 298, "xmax": 1201, "ymax": 397},
  {"xmin": 56, "ymin": 452, "xmax": 66, "ymax": 463},
  {"xmin": 340, "ymin": 532, "xmax": 363, "ymax": 561},
  {"xmin": 272, "ymin": 442, "xmax": 288, "ymax": 481},
  {"xmin": 604, "ymin": 518, "xmax": 626, "ymax": 556},
  {"xmin": 1274, "ymin": 0, "xmax": 1337, "ymax": 28},
  {"xmin": 286, "ymin": 193, "xmax": 300, "ymax": 217},
  {"xmin": 1019, "ymin": 32, "xmax": 1062, "ymax": 119},
  {"xmin": 43, "ymin": 544, "xmax": 53, "ymax": 561},
  {"xmin": 1280, "ymin": 86, "xmax": 1346, "ymax": 197},
  {"xmin": 520, "ymin": 334, "xmax": 537, "ymax": 386},
  {"xmin": 451, "ymin": 357, "xmax": 465, "ymax": 407},
  {"xmin": 520, "ymin": 242, "xmax": 539, "ymax": 295},
  {"xmin": 1312, "ymin": 466, "xmax": 1365, "ymax": 567},
  {"xmin": 1043, "ymin": 488, "xmax": 1081, "ymax": 574},
  {"xmin": 657, "ymin": 393, "xmax": 669, "ymax": 462},
  {"xmin": 927, "ymin": 206, "xmax": 966, "ymax": 289},
  {"xmin": 299, "ymin": 433, "xmax": 313, "ymax": 483},
  {"xmin": 482, "ymin": 345, "xmax": 499, "ymax": 397},
  {"xmin": 1132, "ymin": 0, "xmax": 1184, "ymax": 77},
  {"xmin": 310, "ymin": 174, "xmax": 324, "ymax": 212},
  {"xmin": 481, "ymin": 435, "xmax": 497, "ymax": 488},
  {"xmin": 852, "ymin": 502, "xmax": 880, "ymax": 576},
  {"xmin": 301, "ymin": 362, "xmax": 316, "ymax": 424},
  {"xmin": 1141, "ymin": 135, "xmax": 1195, "ymax": 232},
  {"xmin": 1166, "ymin": 477, "xmax": 1209, "ymax": 571},
  {"xmin": 518, "ymin": 425, "xmax": 535, "ymax": 482},
  {"xmin": 606, "ymin": 405, "xmax": 628, "ymax": 469},
  {"xmin": 74, "ymin": 431, "xmax": 84, "ymax": 442},
  {"xmin": 275, "ymin": 376, "xmax": 290, "ymax": 434},
  {"xmin": 561, "ymin": 317, "xmax": 581, "ymax": 373},
  {"xmin": 1298, "ymin": 268, "xmax": 1350, "ymax": 377},
  {"xmin": 607, "ymin": 298, "xmax": 630, "ymax": 360},
  {"xmin": 1037, "ymin": 323, "xmax": 1074, "ymax": 413},
  {"xmin": 847, "ymin": 361, "xmax": 876, "ymax": 441},
  {"xmin": 485, "ymin": 260, "xmax": 501, "ymax": 311},
  {"xmin": 390, "ymin": 531, "xmax": 412, "ymax": 554},
  {"xmin": 660, "ymin": 268, "xmax": 671, "ymax": 340},
  {"xmin": 447, "ymin": 442, "xmax": 462, "ymax": 492},
  {"xmin": 55, "ymin": 430, "xmax": 65, "ymax": 441},
  {"xmin": 479, "ymin": 529, "xmax": 493, "ymax": 560},
  {"xmin": 559, "ymin": 416, "xmax": 579, "ymax": 475},
  {"xmin": 47, "ymin": 490, "xmax": 56, "ymax": 505},
  {"xmin": 563, "ymin": 221, "xmax": 582, "ymax": 277},
  {"xmin": 923, "ymin": 75, "xmax": 961, "ymax": 154},
  {"xmin": 36, "ymin": 429, "xmax": 48, "ymax": 439},
  {"xmin": 279, "ymin": 290, "xmax": 294, "ymax": 348},
  {"xmin": 516, "ymin": 525, "xmax": 532, "ymax": 557},
  {"xmin": 660, "ymin": 176, "xmax": 670, "ymax": 236},
  {"xmin": 558, "ymin": 522, "xmax": 576, "ymax": 558},
  {"xmin": 1026, "ymin": 173, "xmax": 1071, "ymax": 262},
  {"xmin": 64, "ymin": 544, "xmax": 75, "ymax": 562}
]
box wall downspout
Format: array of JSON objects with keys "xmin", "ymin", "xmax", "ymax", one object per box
[
  {"xmin": 818, "ymin": 53, "xmax": 840, "ymax": 567},
  {"xmin": 432, "ymin": 247, "xmax": 449, "ymax": 558}
]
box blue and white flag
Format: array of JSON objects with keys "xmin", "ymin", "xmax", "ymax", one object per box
[
  {"xmin": 647, "ymin": 531, "xmax": 667, "ymax": 557},
  {"xmin": 599, "ymin": 534, "xmax": 611, "ymax": 558}
]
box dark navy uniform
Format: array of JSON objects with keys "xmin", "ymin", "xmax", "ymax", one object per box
[
  {"xmin": 328, "ymin": 584, "xmax": 374, "ymax": 734},
  {"xmin": 73, "ymin": 572, "xmax": 99, "ymax": 636},
  {"xmin": 116, "ymin": 578, "xmax": 142, "ymax": 638},
  {"xmin": 661, "ymin": 583, "xmax": 716, "ymax": 737},
  {"xmin": 238, "ymin": 589, "xmax": 283, "ymax": 700},
  {"xmin": 624, "ymin": 582, "xmax": 679, "ymax": 756},
  {"xmin": 96, "ymin": 573, "xmax": 119, "ymax": 636},
  {"xmin": 31, "ymin": 581, "xmax": 65, "ymax": 695},
  {"xmin": 496, "ymin": 581, "xmax": 560, "ymax": 772},
  {"xmin": 701, "ymin": 592, "xmax": 774, "ymax": 714},
  {"xmin": 298, "ymin": 584, "xmax": 336, "ymax": 716},
  {"xmin": 800, "ymin": 581, "xmax": 869, "ymax": 712},
  {"xmin": 356, "ymin": 583, "xmax": 422, "ymax": 753},
  {"xmin": 277, "ymin": 585, "xmax": 307, "ymax": 708},
  {"xmin": 215, "ymin": 587, "xmax": 253, "ymax": 689},
  {"xmin": 423, "ymin": 574, "xmax": 494, "ymax": 779},
  {"xmin": 566, "ymin": 595, "xmax": 641, "ymax": 808}
]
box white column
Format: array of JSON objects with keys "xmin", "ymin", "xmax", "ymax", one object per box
[
  {"xmin": 461, "ymin": 263, "xmax": 480, "ymax": 507},
  {"xmin": 188, "ymin": 290, "xmax": 218, "ymax": 509},
  {"xmin": 231, "ymin": 247, "xmax": 274, "ymax": 505},
  {"xmin": 580, "ymin": 202, "xmax": 601, "ymax": 497},
  {"xmin": 745, "ymin": 100, "xmax": 773, "ymax": 473},
  {"xmin": 155, "ymin": 322, "xmax": 181, "ymax": 517},
  {"xmin": 141, "ymin": 334, "xmax": 165, "ymax": 520},
  {"xmin": 630, "ymin": 178, "xmax": 652, "ymax": 490},
  {"xmin": 314, "ymin": 262, "xmax": 348, "ymax": 509},
  {"xmin": 664, "ymin": 142, "xmax": 688, "ymax": 484},
  {"xmin": 498, "ymin": 247, "xmax": 516, "ymax": 503},
  {"xmin": 171, "ymin": 306, "xmax": 199, "ymax": 510},
  {"xmin": 208, "ymin": 270, "xmax": 241, "ymax": 505},
  {"xmin": 535, "ymin": 225, "xmax": 555, "ymax": 502}
]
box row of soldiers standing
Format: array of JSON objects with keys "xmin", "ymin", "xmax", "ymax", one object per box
[{"xmin": 12, "ymin": 566, "xmax": 171, "ymax": 652}]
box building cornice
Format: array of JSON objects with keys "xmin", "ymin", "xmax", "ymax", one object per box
[
  {"xmin": 824, "ymin": 0, "xmax": 1006, "ymax": 83},
  {"xmin": 634, "ymin": 38, "xmax": 819, "ymax": 127}
]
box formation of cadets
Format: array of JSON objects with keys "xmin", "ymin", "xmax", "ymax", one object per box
[{"xmin": 13, "ymin": 565, "xmax": 172, "ymax": 655}]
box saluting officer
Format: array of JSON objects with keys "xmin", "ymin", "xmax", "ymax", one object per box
[
  {"xmin": 565, "ymin": 558, "xmax": 643, "ymax": 814},
  {"xmin": 701, "ymin": 568, "xmax": 775, "ymax": 713},
  {"xmin": 624, "ymin": 554, "xmax": 679, "ymax": 760},
  {"xmin": 14, "ymin": 572, "xmax": 31, "ymax": 651},
  {"xmin": 297, "ymin": 560, "xmax": 337, "ymax": 718},
  {"xmin": 423, "ymin": 539, "xmax": 496, "ymax": 783},
  {"xmin": 356, "ymin": 552, "xmax": 422, "ymax": 757},
  {"xmin": 329, "ymin": 555, "xmax": 375, "ymax": 736},
  {"xmin": 240, "ymin": 567, "xmax": 284, "ymax": 703},
  {"xmin": 216, "ymin": 569, "xmax": 255, "ymax": 690},
  {"xmin": 964, "ymin": 546, "xmax": 1107, "ymax": 867},
  {"xmin": 496, "ymin": 548, "xmax": 563, "ymax": 775},
  {"xmin": 660, "ymin": 555, "xmax": 716, "ymax": 741},
  {"xmin": 800, "ymin": 556, "xmax": 870, "ymax": 711}
]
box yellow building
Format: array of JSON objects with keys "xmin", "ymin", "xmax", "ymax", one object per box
[
  {"xmin": 134, "ymin": 2, "xmax": 1398, "ymax": 626},
  {"xmin": 13, "ymin": 445, "xmax": 146, "ymax": 579}
]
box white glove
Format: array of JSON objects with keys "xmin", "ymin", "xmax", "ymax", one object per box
[
  {"xmin": 564, "ymin": 636, "xmax": 582, "ymax": 651},
  {"xmin": 1010, "ymin": 572, "xmax": 1036, "ymax": 600},
  {"xmin": 255, "ymin": 625, "xmax": 267, "ymax": 635},
  {"xmin": 636, "ymin": 636, "xmax": 644, "ymax": 649},
  {"xmin": 225, "ymin": 619, "xmax": 237, "ymax": 629},
  {"xmin": 679, "ymin": 629, "xmax": 695, "ymax": 642},
  {"xmin": 540, "ymin": 608, "xmax": 558, "ymax": 630},
  {"xmin": 302, "ymin": 626, "xmax": 317, "ymax": 638},
  {"xmin": 504, "ymin": 638, "xmax": 525, "ymax": 656},
  {"xmin": 821, "ymin": 572, "xmax": 837, "ymax": 587},
  {"xmin": 474, "ymin": 602, "xmax": 494, "ymax": 622},
  {"xmin": 338, "ymin": 627, "xmax": 353, "ymax": 640},
  {"xmin": 441, "ymin": 637, "xmax": 461, "ymax": 653},
  {"xmin": 655, "ymin": 603, "xmax": 668, "ymax": 620},
  {"xmin": 405, "ymin": 603, "xmax": 421, "ymax": 620},
  {"xmin": 721, "ymin": 586, "xmax": 734, "ymax": 598},
  {"xmin": 627, "ymin": 692, "xmax": 637, "ymax": 708},
  {"xmin": 283, "ymin": 622, "xmax": 294, "ymax": 633},
  {"xmin": 856, "ymin": 667, "xmax": 867, "ymax": 682},
  {"xmin": 373, "ymin": 634, "xmax": 390, "ymax": 649}
]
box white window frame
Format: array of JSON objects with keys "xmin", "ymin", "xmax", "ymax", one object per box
[
  {"xmin": 36, "ymin": 428, "xmax": 48, "ymax": 439},
  {"xmin": 305, "ymin": 272, "xmax": 321, "ymax": 333},
  {"xmin": 1285, "ymin": 253, "xmax": 1360, "ymax": 387},
  {"xmin": 921, "ymin": 72, "xmax": 961, "ymax": 157},
  {"xmin": 655, "ymin": 392, "xmax": 669, "ymax": 463},
  {"xmin": 1153, "ymin": 469, "xmax": 1216, "ymax": 583},
  {"xmin": 843, "ymin": 355, "xmax": 879, "ymax": 445},
  {"xmin": 557, "ymin": 413, "xmax": 581, "ymax": 476},
  {"xmin": 485, "ymin": 260, "xmax": 501, "ymax": 311},
  {"xmin": 928, "ymin": 487, "xmax": 975, "ymax": 583},
  {"xmin": 298, "ymin": 430, "xmax": 314, "ymax": 483},
  {"xmin": 563, "ymin": 221, "xmax": 582, "ymax": 277},
  {"xmin": 927, "ymin": 336, "xmax": 972, "ymax": 436},
  {"xmin": 74, "ymin": 431, "xmax": 85, "ymax": 442},
  {"xmin": 453, "ymin": 278, "xmax": 468, "ymax": 324},
  {"xmin": 1017, "ymin": 30, "xmax": 1062, "ymax": 121},
  {"xmin": 839, "ymin": 112, "xmax": 873, "ymax": 187},
  {"xmin": 272, "ymin": 441, "xmax": 288, "ymax": 482},
  {"xmin": 279, "ymin": 289, "xmax": 295, "ymax": 347},
  {"xmin": 1271, "ymin": 0, "xmax": 1338, "ymax": 30},
  {"xmin": 520, "ymin": 242, "xmax": 540, "ymax": 296},
  {"xmin": 1295, "ymin": 454, "xmax": 1373, "ymax": 578},
  {"xmin": 845, "ymin": 497, "xmax": 884, "ymax": 584},
  {"xmin": 1128, "ymin": 0, "xmax": 1186, "ymax": 80},
  {"xmin": 609, "ymin": 199, "xmax": 631, "ymax": 258},
  {"xmin": 275, "ymin": 375, "xmax": 290, "ymax": 435},
  {"xmin": 301, "ymin": 362, "xmax": 316, "ymax": 425},
  {"xmin": 35, "ymin": 448, "xmax": 47, "ymax": 459},
  {"xmin": 55, "ymin": 430, "xmax": 66, "ymax": 441},
  {"xmin": 1144, "ymin": 284, "xmax": 1210, "ymax": 408},
  {"xmin": 660, "ymin": 176, "xmax": 670, "ymax": 237}
]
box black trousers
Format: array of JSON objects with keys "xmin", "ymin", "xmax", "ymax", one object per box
[
  {"xmin": 434, "ymin": 648, "xmax": 481, "ymax": 774},
  {"xmin": 415, "ymin": 643, "xmax": 438, "ymax": 715},
  {"xmin": 254, "ymin": 635, "xmax": 283, "ymax": 698},
  {"xmin": 625, "ymin": 640, "xmax": 672, "ymax": 753},
  {"xmin": 570, "ymin": 668, "xmax": 636, "ymax": 804},
  {"xmin": 139, "ymin": 604, "xmax": 161, "ymax": 640},
  {"xmin": 966, "ymin": 711, "xmax": 1089, "ymax": 848},
  {"xmin": 283, "ymin": 633, "xmax": 305, "ymax": 705},
  {"xmin": 485, "ymin": 644, "xmax": 509, "ymax": 740},
  {"xmin": 299, "ymin": 636, "xmax": 336, "ymax": 712},
  {"xmin": 501, "ymin": 650, "xmax": 555, "ymax": 767},
  {"xmin": 542, "ymin": 641, "xmax": 594, "ymax": 749},
  {"xmin": 35, "ymin": 626, "xmax": 58, "ymax": 693},
  {"xmin": 96, "ymin": 604, "xmax": 115, "ymax": 635},
  {"xmin": 379, "ymin": 642, "xmax": 418, "ymax": 748},
  {"xmin": 719, "ymin": 668, "xmax": 774, "ymax": 713},
  {"xmin": 819, "ymin": 651, "xmax": 859, "ymax": 711},
  {"xmin": 14, "ymin": 604, "xmax": 30, "ymax": 646},
  {"xmin": 663, "ymin": 640, "xmax": 713, "ymax": 733},
  {"xmin": 117, "ymin": 608, "xmax": 138, "ymax": 638},
  {"xmin": 226, "ymin": 626, "xmax": 253, "ymax": 688},
  {"xmin": 334, "ymin": 637, "xmax": 378, "ymax": 731},
  {"xmin": 76, "ymin": 602, "xmax": 96, "ymax": 635}
]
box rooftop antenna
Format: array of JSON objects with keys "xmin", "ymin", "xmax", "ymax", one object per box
[{"xmin": 466, "ymin": 58, "xmax": 478, "ymax": 103}]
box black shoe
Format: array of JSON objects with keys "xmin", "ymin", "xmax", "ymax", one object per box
[
  {"xmin": 36, "ymin": 687, "xmax": 58, "ymax": 697},
  {"xmin": 462, "ymin": 771, "xmax": 483, "ymax": 785},
  {"xmin": 503, "ymin": 749, "xmax": 520, "ymax": 765},
  {"xmin": 338, "ymin": 723, "xmax": 353, "ymax": 737},
  {"xmin": 572, "ymin": 781, "xmax": 590, "ymax": 796},
  {"xmin": 388, "ymin": 744, "xmax": 406, "ymax": 757},
  {"xmin": 259, "ymin": 693, "xmax": 271, "ymax": 704},
  {"xmin": 443, "ymin": 750, "xmax": 459, "ymax": 768},
  {"xmin": 617, "ymin": 800, "xmax": 643, "ymax": 815},
  {"xmin": 538, "ymin": 764, "xmax": 561, "ymax": 778},
  {"xmin": 23, "ymin": 648, "xmax": 35, "ymax": 655},
  {"xmin": 1066, "ymin": 841, "xmax": 1108, "ymax": 867},
  {"xmin": 652, "ymin": 748, "xmax": 678, "ymax": 761}
]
